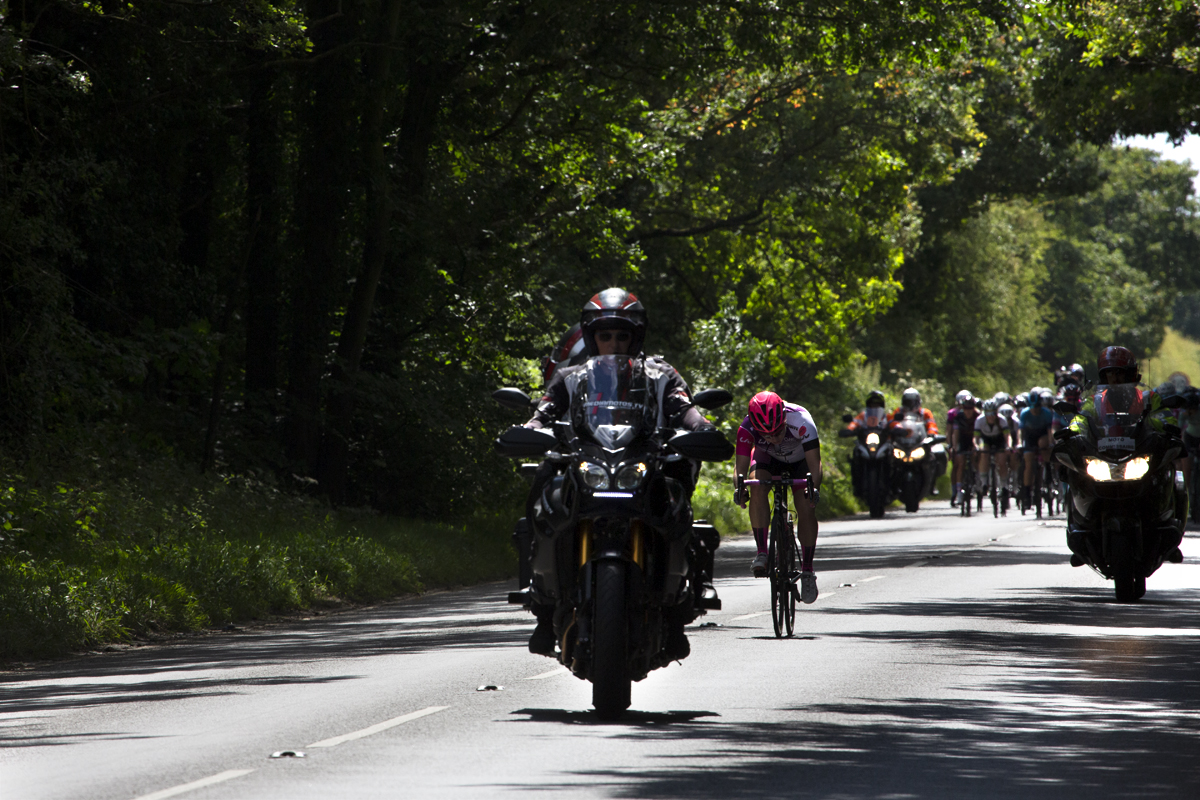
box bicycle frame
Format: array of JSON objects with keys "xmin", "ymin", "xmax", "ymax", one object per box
[{"xmin": 744, "ymin": 475, "xmax": 808, "ymax": 638}]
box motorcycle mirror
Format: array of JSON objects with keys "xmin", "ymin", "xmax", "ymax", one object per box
[
  {"xmin": 930, "ymin": 434, "xmax": 947, "ymax": 445},
  {"xmin": 1160, "ymin": 393, "xmax": 1186, "ymax": 409},
  {"xmin": 669, "ymin": 429, "xmax": 735, "ymax": 462},
  {"xmin": 495, "ymin": 426, "xmax": 557, "ymax": 458},
  {"xmin": 842, "ymin": 414, "xmax": 854, "ymax": 423},
  {"xmin": 492, "ymin": 387, "xmax": 534, "ymax": 411},
  {"xmin": 693, "ymin": 388, "xmax": 733, "ymax": 410},
  {"xmin": 1053, "ymin": 401, "xmax": 1076, "ymax": 416}
]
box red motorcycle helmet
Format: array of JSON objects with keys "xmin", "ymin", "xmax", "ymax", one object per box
[
  {"xmin": 542, "ymin": 324, "xmax": 586, "ymax": 384},
  {"xmin": 748, "ymin": 391, "xmax": 786, "ymax": 435},
  {"xmin": 1097, "ymin": 345, "xmax": 1140, "ymax": 384},
  {"xmin": 580, "ymin": 288, "xmax": 647, "ymax": 356}
]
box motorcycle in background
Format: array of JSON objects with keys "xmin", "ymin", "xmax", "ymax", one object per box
[
  {"xmin": 839, "ymin": 411, "xmax": 894, "ymax": 518},
  {"xmin": 890, "ymin": 413, "xmax": 947, "ymax": 513},
  {"xmin": 1053, "ymin": 385, "xmax": 1186, "ymax": 602}
]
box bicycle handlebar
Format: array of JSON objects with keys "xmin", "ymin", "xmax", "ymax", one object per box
[{"xmin": 742, "ymin": 478, "xmax": 808, "ymax": 487}]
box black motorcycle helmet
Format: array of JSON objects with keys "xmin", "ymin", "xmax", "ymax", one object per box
[
  {"xmin": 866, "ymin": 390, "xmax": 886, "ymax": 408},
  {"xmin": 580, "ymin": 288, "xmax": 647, "ymax": 356}
]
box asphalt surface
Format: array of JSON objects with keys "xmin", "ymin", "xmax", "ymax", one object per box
[{"xmin": 3, "ymin": 501, "xmax": 1199, "ymax": 799}]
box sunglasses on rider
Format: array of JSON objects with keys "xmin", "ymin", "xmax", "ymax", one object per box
[{"xmin": 595, "ymin": 331, "xmax": 632, "ymax": 343}]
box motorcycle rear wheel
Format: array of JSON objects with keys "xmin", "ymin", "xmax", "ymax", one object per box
[{"xmin": 592, "ymin": 561, "xmax": 631, "ymax": 719}]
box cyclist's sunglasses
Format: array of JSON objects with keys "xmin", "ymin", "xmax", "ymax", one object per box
[{"xmin": 595, "ymin": 331, "xmax": 632, "ymax": 343}]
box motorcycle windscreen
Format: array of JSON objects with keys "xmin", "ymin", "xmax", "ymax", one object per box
[
  {"xmin": 1091, "ymin": 383, "xmax": 1144, "ymax": 451},
  {"xmin": 894, "ymin": 413, "xmax": 926, "ymax": 445},
  {"xmin": 863, "ymin": 407, "xmax": 887, "ymax": 427},
  {"xmin": 575, "ymin": 356, "xmax": 655, "ymax": 449}
]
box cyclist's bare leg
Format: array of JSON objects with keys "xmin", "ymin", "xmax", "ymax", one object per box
[
  {"xmin": 977, "ymin": 451, "xmax": 991, "ymax": 489},
  {"xmin": 748, "ymin": 468, "xmax": 771, "ymax": 531}
]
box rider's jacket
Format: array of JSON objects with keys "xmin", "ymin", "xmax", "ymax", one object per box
[
  {"xmin": 1019, "ymin": 405, "xmax": 1054, "ymax": 443},
  {"xmin": 1067, "ymin": 385, "xmax": 1177, "ymax": 436},
  {"xmin": 736, "ymin": 402, "xmax": 820, "ymax": 464},
  {"xmin": 527, "ymin": 354, "xmax": 705, "ymax": 431},
  {"xmin": 845, "ymin": 407, "xmax": 889, "ymax": 432},
  {"xmin": 974, "ymin": 414, "xmax": 1009, "ymax": 446},
  {"xmin": 889, "ymin": 407, "xmax": 939, "ymax": 436}
]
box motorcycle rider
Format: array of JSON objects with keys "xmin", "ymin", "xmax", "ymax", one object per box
[
  {"xmin": 541, "ymin": 323, "xmax": 587, "ymax": 384},
  {"xmin": 522, "ymin": 288, "xmax": 717, "ymax": 657},
  {"xmin": 733, "ymin": 391, "xmax": 822, "ymax": 602},
  {"xmin": 840, "ymin": 390, "xmax": 890, "ymax": 497},
  {"xmin": 891, "ymin": 388, "xmax": 940, "ymax": 435},
  {"xmin": 1063, "ymin": 346, "xmax": 1184, "ymax": 565}
]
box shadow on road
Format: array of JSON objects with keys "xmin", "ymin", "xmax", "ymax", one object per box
[{"xmin": 516, "ymin": 580, "xmax": 1200, "ymax": 799}]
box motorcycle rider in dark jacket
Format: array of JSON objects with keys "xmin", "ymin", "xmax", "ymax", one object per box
[{"xmin": 522, "ymin": 288, "xmax": 717, "ymax": 658}]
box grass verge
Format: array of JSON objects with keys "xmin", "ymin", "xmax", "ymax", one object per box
[{"xmin": 0, "ymin": 456, "xmax": 516, "ymax": 662}]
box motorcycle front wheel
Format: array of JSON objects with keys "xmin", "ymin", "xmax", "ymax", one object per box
[
  {"xmin": 865, "ymin": 468, "xmax": 885, "ymax": 519},
  {"xmin": 591, "ymin": 560, "xmax": 631, "ymax": 719},
  {"xmin": 1110, "ymin": 537, "xmax": 1139, "ymax": 604}
]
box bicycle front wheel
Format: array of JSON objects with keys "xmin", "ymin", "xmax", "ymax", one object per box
[
  {"xmin": 780, "ymin": 526, "xmax": 797, "ymax": 637},
  {"xmin": 769, "ymin": 515, "xmax": 784, "ymax": 638}
]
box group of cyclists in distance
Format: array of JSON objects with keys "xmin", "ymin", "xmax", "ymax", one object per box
[{"xmin": 517, "ymin": 288, "xmax": 1198, "ymax": 656}]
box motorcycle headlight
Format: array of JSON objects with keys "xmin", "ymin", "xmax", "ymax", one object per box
[
  {"xmin": 865, "ymin": 432, "xmax": 880, "ymax": 446},
  {"xmin": 1085, "ymin": 458, "xmax": 1115, "ymax": 482},
  {"xmin": 578, "ymin": 461, "xmax": 609, "ymax": 490},
  {"xmin": 911, "ymin": 447, "xmax": 925, "ymax": 460},
  {"xmin": 615, "ymin": 462, "xmax": 647, "ymax": 491},
  {"xmin": 892, "ymin": 448, "xmax": 905, "ymax": 460},
  {"xmin": 1124, "ymin": 456, "xmax": 1150, "ymax": 481}
]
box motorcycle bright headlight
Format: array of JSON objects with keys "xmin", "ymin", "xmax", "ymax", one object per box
[
  {"xmin": 1123, "ymin": 455, "xmax": 1150, "ymax": 481},
  {"xmin": 579, "ymin": 461, "xmax": 609, "ymax": 490},
  {"xmin": 911, "ymin": 447, "xmax": 925, "ymax": 460},
  {"xmin": 615, "ymin": 462, "xmax": 647, "ymax": 490},
  {"xmin": 865, "ymin": 432, "xmax": 880, "ymax": 446},
  {"xmin": 892, "ymin": 448, "xmax": 905, "ymax": 460},
  {"xmin": 1085, "ymin": 458, "xmax": 1114, "ymax": 482}
]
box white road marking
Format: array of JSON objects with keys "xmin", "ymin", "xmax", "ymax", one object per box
[
  {"xmin": 859, "ymin": 575, "xmax": 886, "ymax": 583},
  {"xmin": 524, "ymin": 667, "xmax": 569, "ymax": 680},
  {"xmin": 307, "ymin": 706, "xmax": 449, "ymax": 748},
  {"xmin": 731, "ymin": 611, "xmax": 770, "ymax": 621},
  {"xmin": 130, "ymin": 769, "xmax": 255, "ymax": 800},
  {"xmin": 904, "ymin": 560, "xmax": 927, "ymax": 568},
  {"xmin": 996, "ymin": 533, "xmax": 1017, "ymax": 540}
]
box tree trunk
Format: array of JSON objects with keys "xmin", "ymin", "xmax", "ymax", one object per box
[
  {"xmin": 318, "ymin": 13, "xmax": 447, "ymax": 501},
  {"xmin": 243, "ymin": 63, "xmax": 285, "ymax": 415},
  {"xmin": 283, "ymin": 0, "xmax": 359, "ymax": 475}
]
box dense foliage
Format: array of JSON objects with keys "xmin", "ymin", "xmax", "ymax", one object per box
[{"xmin": 4, "ymin": 1, "xmax": 1200, "ymax": 657}]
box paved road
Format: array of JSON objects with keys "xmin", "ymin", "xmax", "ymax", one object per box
[{"xmin": 3, "ymin": 502, "xmax": 1198, "ymax": 799}]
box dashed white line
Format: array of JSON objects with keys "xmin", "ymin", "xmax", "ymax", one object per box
[
  {"xmin": 525, "ymin": 667, "xmax": 569, "ymax": 680},
  {"xmin": 130, "ymin": 769, "xmax": 255, "ymax": 800},
  {"xmin": 859, "ymin": 575, "xmax": 886, "ymax": 583},
  {"xmin": 307, "ymin": 706, "xmax": 448, "ymax": 748},
  {"xmin": 731, "ymin": 611, "xmax": 770, "ymax": 621}
]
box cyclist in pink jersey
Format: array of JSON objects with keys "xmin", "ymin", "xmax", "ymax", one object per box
[{"xmin": 733, "ymin": 391, "xmax": 822, "ymax": 602}]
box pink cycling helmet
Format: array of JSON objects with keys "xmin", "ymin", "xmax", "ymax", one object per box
[{"xmin": 748, "ymin": 391, "xmax": 786, "ymax": 434}]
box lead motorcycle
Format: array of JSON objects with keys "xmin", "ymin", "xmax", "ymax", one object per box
[
  {"xmin": 890, "ymin": 413, "xmax": 947, "ymax": 513},
  {"xmin": 1053, "ymin": 384, "xmax": 1186, "ymax": 602},
  {"xmin": 494, "ymin": 355, "xmax": 733, "ymax": 719}
]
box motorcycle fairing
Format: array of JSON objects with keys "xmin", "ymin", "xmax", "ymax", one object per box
[{"xmin": 570, "ymin": 356, "xmax": 658, "ymax": 450}]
